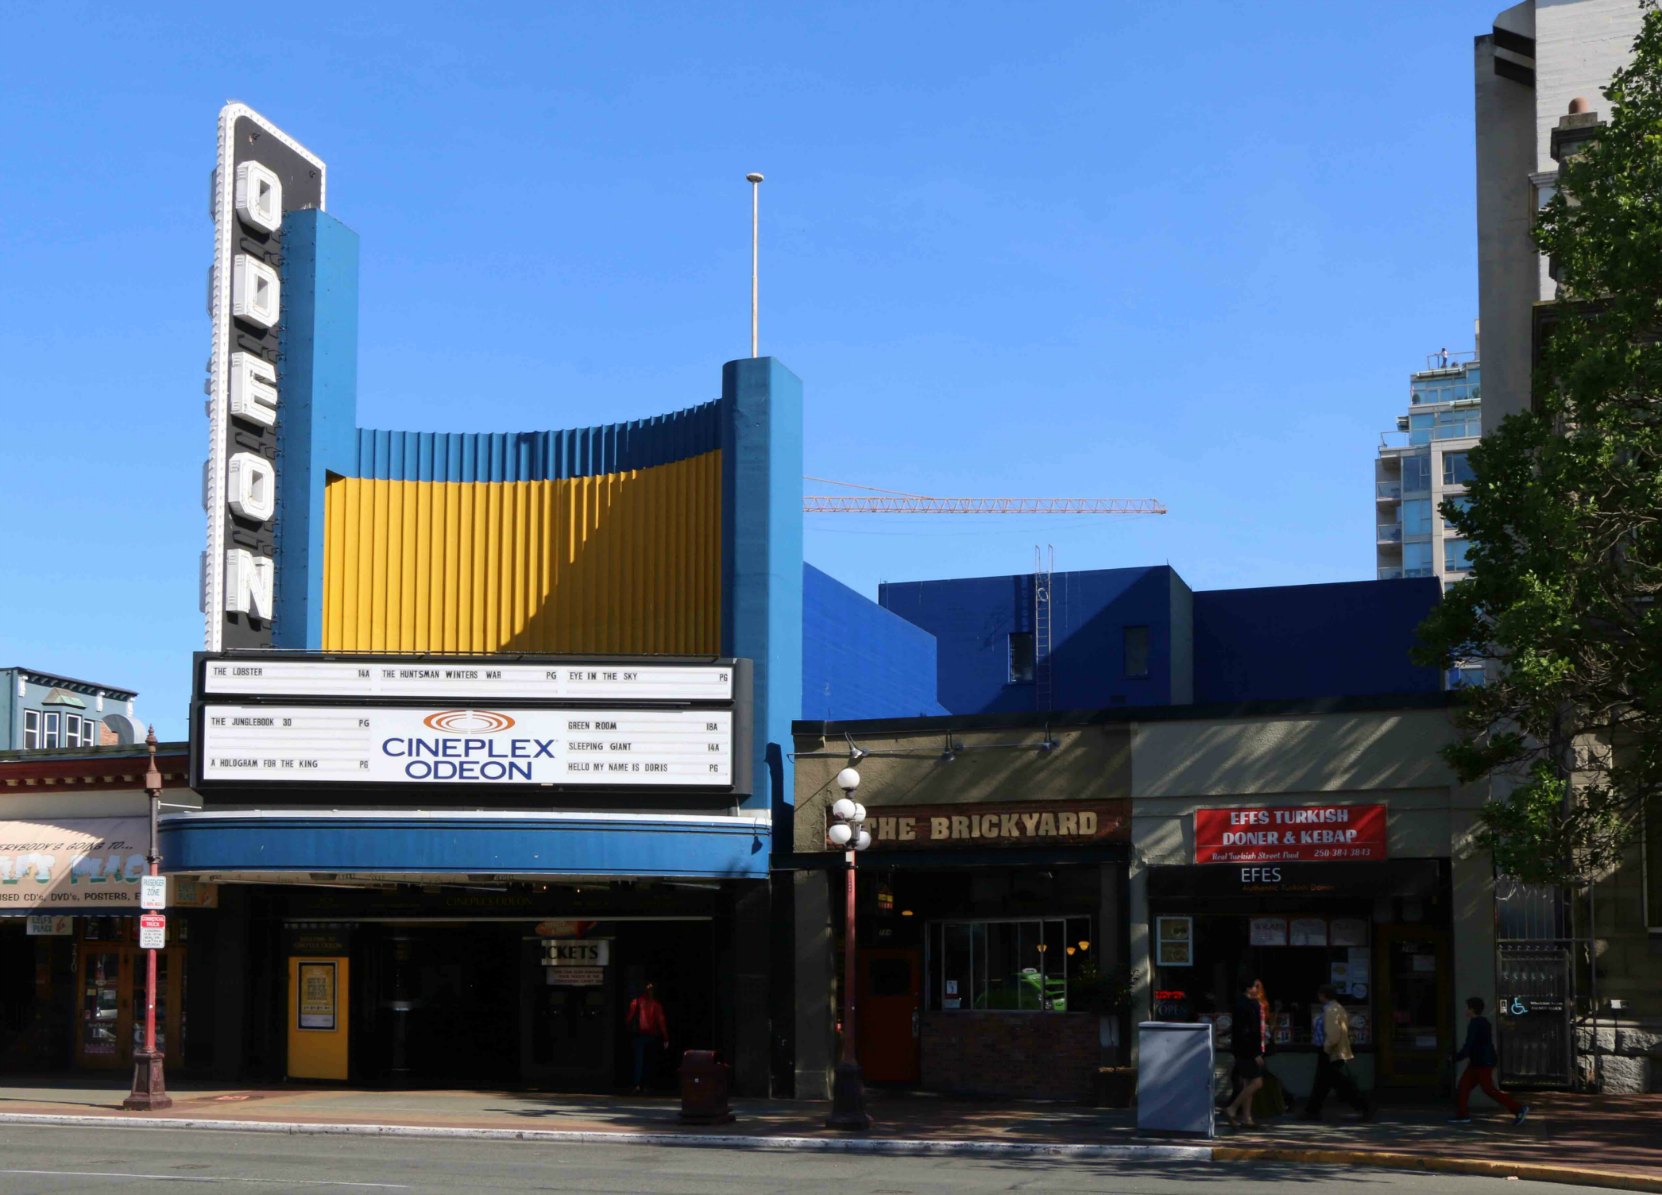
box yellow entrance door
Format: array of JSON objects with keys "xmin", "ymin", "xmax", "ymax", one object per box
[{"xmin": 288, "ymin": 956, "xmax": 349, "ymax": 1080}]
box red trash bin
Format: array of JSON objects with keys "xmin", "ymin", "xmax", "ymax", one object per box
[{"xmin": 678, "ymin": 1049, "xmax": 735, "ymax": 1124}]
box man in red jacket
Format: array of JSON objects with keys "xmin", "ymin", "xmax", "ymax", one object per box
[{"xmin": 626, "ymin": 982, "xmax": 670, "ymax": 1095}]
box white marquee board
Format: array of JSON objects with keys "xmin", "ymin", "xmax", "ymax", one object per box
[{"xmin": 199, "ymin": 705, "xmax": 733, "ymax": 787}]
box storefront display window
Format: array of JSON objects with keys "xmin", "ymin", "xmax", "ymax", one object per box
[
  {"xmin": 927, "ymin": 916, "xmax": 1092, "ymax": 1012},
  {"xmin": 1153, "ymin": 913, "xmax": 1372, "ymax": 1047}
]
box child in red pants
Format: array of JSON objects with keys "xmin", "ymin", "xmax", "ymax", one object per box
[{"xmin": 1450, "ymin": 996, "xmax": 1529, "ymax": 1125}]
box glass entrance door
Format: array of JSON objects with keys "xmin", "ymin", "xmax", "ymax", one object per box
[
  {"xmin": 76, "ymin": 949, "xmax": 128, "ymax": 1069},
  {"xmin": 75, "ymin": 947, "xmax": 184, "ymax": 1071},
  {"xmin": 1377, "ymin": 925, "xmax": 1451, "ymax": 1086}
]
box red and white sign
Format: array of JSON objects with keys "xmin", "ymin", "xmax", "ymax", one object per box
[
  {"xmin": 1194, "ymin": 804, "xmax": 1387, "ymax": 864},
  {"xmin": 138, "ymin": 913, "xmax": 166, "ymax": 949}
]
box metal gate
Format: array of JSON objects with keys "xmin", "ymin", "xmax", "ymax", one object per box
[
  {"xmin": 1497, "ymin": 944, "xmax": 1572, "ymax": 1085},
  {"xmin": 1495, "ymin": 879, "xmax": 1575, "ymax": 1088}
]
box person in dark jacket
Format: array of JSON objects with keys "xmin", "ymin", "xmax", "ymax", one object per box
[
  {"xmin": 1450, "ymin": 996, "xmax": 1529, "ymax": 1125},
  {"xmin": 1223, "ymin": 978, "xmax": 1265, "ymax": 1128}
]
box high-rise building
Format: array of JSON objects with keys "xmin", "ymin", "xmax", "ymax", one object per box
[
  {"xmin": 1476, "ymin": 0, "xmax": 1643, "ymax": 430},
  {"xmin": 1373, "ymin": 344, "xmax": 1482, "ymax": 598}
]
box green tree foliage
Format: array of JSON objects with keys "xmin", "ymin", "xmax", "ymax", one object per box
[{"xmin": 1415, "ymin": 7, "xmax": 1662, "ymax": 885}]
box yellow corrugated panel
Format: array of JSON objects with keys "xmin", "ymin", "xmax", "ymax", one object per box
[{"xmin": 321, "ymin": 451, "xmax": 722, "ymax": 655}]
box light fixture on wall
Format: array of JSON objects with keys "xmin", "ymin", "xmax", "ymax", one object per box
[{"xmin": 1078, "ymin": 940, "xmax": 1091, "ymax": 953}]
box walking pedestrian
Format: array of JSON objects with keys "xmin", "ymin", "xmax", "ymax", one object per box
[
  {"xmin": 625, "ymin": 981, "xmax": 670, "ymax": 1095},
  {"xmin": 1248, "ymin": 979, "xmax": 1291, "ymax": 1119},
  {"xmin": 1300, "ymin": 983, "xmax": 1373, "ymax": 1122},
  {"xmin": 1450, "ymin": 996, "xmax": 1529, "ymax": 1125},
  {"xmin": 1223, "ymin": 978, "xmax": 1265, "ymax": 1128}
]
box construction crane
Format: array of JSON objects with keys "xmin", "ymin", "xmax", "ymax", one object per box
[{"xmin": 802, "ymin": 477, "xmax": 1166, "ymax": 516}]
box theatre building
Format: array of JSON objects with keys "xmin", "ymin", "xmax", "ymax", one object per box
[
  {"xmin": 785, "ymin": 693, "xmax": 1494, "ymax": 1103},
  {"xmin": 156, "ymin": 103, "xmax": 900, "ymax": 1095}
]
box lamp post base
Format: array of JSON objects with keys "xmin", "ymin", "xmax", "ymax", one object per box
[
  {"xmin": 825, "ymin": 1060, "xmax": 870, "ymax": 1131},
  {"xmin": 123, "ymin": 1049, "xmax": 172, "ymax": 1111}
]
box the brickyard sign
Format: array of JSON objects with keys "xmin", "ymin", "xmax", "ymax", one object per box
[{"xmin": 857, "ymin": 800, "xmax": 1129, "ymax": 850}]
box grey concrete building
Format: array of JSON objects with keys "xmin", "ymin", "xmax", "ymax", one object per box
[{"xmin": 1474, "ymin": 0, "xmax": 1661, "ymax": 1094}]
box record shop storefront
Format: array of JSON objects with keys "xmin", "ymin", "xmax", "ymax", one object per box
[
  {"xmin": 164, "ymin": 653, "xmax": 773, "ymax": 1093},
  {"xmin": 0, "ymin": 748, "xmax": 221, "ymax": 1076}
]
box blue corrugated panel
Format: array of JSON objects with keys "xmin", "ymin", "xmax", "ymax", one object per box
[
  {"xmin": 803, "ymin": 564, "xmax": 947, "ymax": 721},
  {"xmin": 353, "ymin": 400, "xmax": 722, "ymax": 482}
]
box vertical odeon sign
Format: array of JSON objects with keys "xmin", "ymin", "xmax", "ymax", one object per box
[{"xmin": 203, "ymin": 104, "xmax": 325, "ymax": 650}]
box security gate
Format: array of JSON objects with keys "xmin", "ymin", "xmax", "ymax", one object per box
[
  {"xmin": 1497, "ymin": 944, "xmax": 1573, "ymax": 1086},
  {"xmin": 1495, "ymin": 879, "xmax": 1575, "ymax": 1088}
]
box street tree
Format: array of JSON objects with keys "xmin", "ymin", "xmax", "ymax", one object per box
[{"xmin": 1414, "ymin": 7, "xmax": 1662, "ymax": 886}]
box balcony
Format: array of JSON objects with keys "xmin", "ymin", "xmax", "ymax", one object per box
[
  {"xmin": 1376, "ymin": 524, "xmax": 1403, "ymax": 544},
  {"xmin": 1377, "ymin": 567, "xmax": 1404, "ymax": 580},
  {"xmin": 1376, "ymin": 482, "xmax": 1402, "ymax": 502}
]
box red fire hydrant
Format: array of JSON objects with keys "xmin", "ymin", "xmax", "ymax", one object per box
[{"xmin": 678, "ymin": 1049, "xmax": 735, "ymax": 1124}]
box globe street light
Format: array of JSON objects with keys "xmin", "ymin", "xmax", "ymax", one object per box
[{"xmin": 827, "ymin": 766, "xmax": 870, "ymax": 1130}]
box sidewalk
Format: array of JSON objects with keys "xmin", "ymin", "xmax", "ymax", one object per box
[{"xmin": 0, "ymin": 1077, "xmax": 1656, "ymax": 1189}]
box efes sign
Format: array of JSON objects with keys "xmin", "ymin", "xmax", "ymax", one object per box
[{"xmin": 202, "ymin": 104, "xmax": 325, "ymax": 651}]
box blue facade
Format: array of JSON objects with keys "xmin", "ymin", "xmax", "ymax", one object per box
[
  {"xmin": 1193, "ymin": 578, "xmax": 1442, "ymax": 704},
  {"xmin": 876, "ymin": 568, "xmax": 1442, "ymax": 714},
  {"xmin": 803, "ymin": 565, "xmax": 948, "ymax": 722},
  {"xmin": 879, "ymin": 567, "xmax": 1188, "ymax": 715}
]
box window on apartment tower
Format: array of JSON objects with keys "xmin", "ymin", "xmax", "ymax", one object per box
[
  {"xmin": 1124, "ymin": 625, "xmax": 1151, "ymax": 679},
  {"xmin": 1008, "ymin": 632, "xmax": 1035, "ymax": 684},
  {"xmin": 1442, "ymin": 451, "xmax": 1476, "ymax": 487}
]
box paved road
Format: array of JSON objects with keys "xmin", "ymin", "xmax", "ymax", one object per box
[{"xmin": 0, "ymin": 1125, "xmax": 1610, "ymax": 1193}]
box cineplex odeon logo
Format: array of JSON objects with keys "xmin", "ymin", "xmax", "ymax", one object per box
[{"xmin": 384, "ymin": 710, "xmax": 555, "ymax": 781}]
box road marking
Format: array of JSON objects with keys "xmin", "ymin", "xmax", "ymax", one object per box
[{"xmin": 0, "ymin": 1169, "xmax": 407, "ymax": 1189}]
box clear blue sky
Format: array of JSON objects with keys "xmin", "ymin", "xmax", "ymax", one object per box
[{"xmin": 1, "ymin": 1, "xmax": 1498, "ymax": 738}]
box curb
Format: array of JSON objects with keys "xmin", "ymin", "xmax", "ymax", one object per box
[
  {"xmin": 1215, "ymin": 1145, "xmax": 1662, "ymax": 1193},
  {"xmin": 0, "ymin": 1112, "xmax": 1211, "ymax": 1162}
]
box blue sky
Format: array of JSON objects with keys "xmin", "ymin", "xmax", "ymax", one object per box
[{"xmin": 1, "ymin": 1, "xmax": 1498, "ymax": 737}]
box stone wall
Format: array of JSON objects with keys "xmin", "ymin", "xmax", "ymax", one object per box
[{"xmin": 920, "ymin": 1011, "xmax": 1099, "ymax": 1101}]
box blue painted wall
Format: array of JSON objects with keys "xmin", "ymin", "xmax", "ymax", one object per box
[
  {"xmin": 879, "ymin": 567, "xmax": 1181, "ymax": 715},
  {"xmin": 1193, "ymin": 578, "xmax": 1443, "ymax": 704},
  {"xmin": 803, "ymin": 565, "xmax": 948, "ymax": 721},
  {"xmin": 720, "ymin": 358, "xmax": 804, "ymax": 812},
  {"xmin": 274, "ymin": 211, "xmax": 360, "ymax": 650},
  {"xmin": 876, "ymin": 568, "xmax": 1443, "ymax": 715}
]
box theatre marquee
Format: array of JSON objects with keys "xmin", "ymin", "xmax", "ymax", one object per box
[{"xmin": 190, "ymin": 652, "xmax": 752, "ymax": 796}]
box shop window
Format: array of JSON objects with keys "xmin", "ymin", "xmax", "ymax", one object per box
[
  {"xmin": 1151, "ymin": 913, "xmax": 1373, "ymax": 1049},
  {"xmin": 1007, "ymin": 632, "xmax": 1034, "ymax": 684},
  {"xmin": 22, "ymin": 709, "xmax": 40, "ymax": 749},
  {"xmin": 1124, "ymin": 626, "xmax": 1150, "ymax": 679},
  {"xmin": 927, "ymin": 916, "xmax": 1093, "ymax": 1012}
]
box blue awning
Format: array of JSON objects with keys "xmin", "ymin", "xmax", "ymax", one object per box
[{"xmin": 160, "ymin": 810, "xmax": 769, "ymax": 880}]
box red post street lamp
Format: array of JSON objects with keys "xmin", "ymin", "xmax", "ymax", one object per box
[
  {"xmin": 826, "ymin": 766, "xmax": 871, "ymax": 1131},
  {"xmin": 124, "ymin": 726, "xmax": 172, "ymax": 1111}
]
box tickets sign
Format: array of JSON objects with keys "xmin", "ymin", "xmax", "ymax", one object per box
[{"xmin": 1194, "ymin": 804, "xmax": 1387, "ymax": 864}]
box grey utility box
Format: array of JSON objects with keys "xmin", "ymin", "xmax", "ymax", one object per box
[{"xmin": 1136, "ymin": 1022, "xmax": 1215, "ymax": 1137}]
